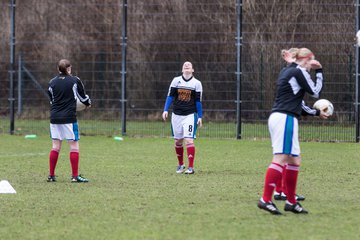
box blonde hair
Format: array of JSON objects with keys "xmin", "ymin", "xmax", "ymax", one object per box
[
  {"xmin": 281, "ymin": 48, "xmax": 299, "ymax": 63},
  {"xmin": 293, "ymin": 48, "xmax": 314, "ymax": 60},
  {"xmin": 281, "ymin": 48, "xmax": 299, "ymax": 57}
]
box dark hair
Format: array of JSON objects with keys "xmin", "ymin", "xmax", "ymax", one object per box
[{"xmin": 58, "ymin": 59, "xmax": 71, "ymax": 75}]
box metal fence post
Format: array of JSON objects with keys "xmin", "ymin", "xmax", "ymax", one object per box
[
  {"xmin": 235, "ymin": 0, "xmax": 242, "ymax": 139},
  {"xmin": 356, "ymin": 0, "xmax": 360, "ymax": 142},
  {"xmin": 121, "ymin": 0, "xmax": 127, "ymax": 136},
  {"xmin": 17, "ymin": 53, "xmax": 22, "ymax": 115},
  {"xmin": 8, "ymin": 0, "xmax": 16, "ymax": 135}
]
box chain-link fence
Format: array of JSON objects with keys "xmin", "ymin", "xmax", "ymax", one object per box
[
  {"xmin": 1, "ymin": 0, "xmax": 124, "ymax": 136},
  {"xmin": 240, "ymin": 0, "xmax": 356, "ymax": 142},
  {"xmin": 0, "ymin": 0, "xmax": 358, "ymax": 141}
]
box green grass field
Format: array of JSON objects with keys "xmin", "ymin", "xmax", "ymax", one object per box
[{"xmin": 0, "ymin": 135, "xmax": 359, "ymax": 240}]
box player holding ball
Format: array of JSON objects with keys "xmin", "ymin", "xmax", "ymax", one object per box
[
  {"xmin": 258, "ymin": 48, "xmax": 327, "ymax": 214},
  {"xmin": 47, "ymin": 59, "xmax": 91, "ymax": 183},
  {"xmin": 273, "ymin": 48, "xmax": 331, "ymax": 202}
]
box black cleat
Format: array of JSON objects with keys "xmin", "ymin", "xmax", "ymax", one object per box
[
  {"xmin": 47, "ymin": 175, "xmax": 56, "ymax": 182},
  {"xmin": 295, "ymin": 194, "xmax": 305, "ymax": 201},
  {"xmin": 284, "ymin": 202, "xmax": 308, "ymax": 214},
  {"xmin": 71, "ymin": 174, "xmax": 89, "ymax": 183},
  {"xmin": 274, "ymin": 192, "xmax": 305, "ymax": 201},
  {"xmin": 274, "ymin": 192, "xmax": 286, "ymax": 200},
  {"xmin": 257, "ymin": 199, "xmax": 282, "ymax": 215}
]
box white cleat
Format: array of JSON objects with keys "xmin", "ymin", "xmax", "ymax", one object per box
[
  {"xmin": 184, "ymin": 167, "xmax": 195, "ymax": 174},
  {"xmin": 176, "ymin": 165, "xmax": 186, "ymax": 174}
]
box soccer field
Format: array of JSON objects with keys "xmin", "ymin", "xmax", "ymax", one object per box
[{"xmin": 0, "ymin": 135, "xmax": 359, "ymax": 240}]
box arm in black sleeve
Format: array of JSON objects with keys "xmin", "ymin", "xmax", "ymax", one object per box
[
  {"xmin": 301, "ymin": 100, "xmax": 320, "ymax": 116},
  {"xmin": 47, "ymin": 87, "xmax": 53, "ymax": 104},
  {"xmin": 296, "ymin": 68, "xmax": 323, "ymax": 98},
  {"xmin": 75, "ymin": 77, "xmax": 91, "ymax": 106}
]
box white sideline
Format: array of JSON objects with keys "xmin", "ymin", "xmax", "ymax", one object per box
[{"xmin": 0, "ymin": 152, "xmax": 47, "ymax": 158}]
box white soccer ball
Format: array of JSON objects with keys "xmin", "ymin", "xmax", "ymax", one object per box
[
  {"xmin": 356, "ymin": 30, "xmax": 360, "ymax": 46},
  {"xmin": 313, "ymin": 99, "xmax": 334, "ymax": 116},
  {"xmin": 76, "ymin": 98, "xmax": 86, "ymax": 111}
]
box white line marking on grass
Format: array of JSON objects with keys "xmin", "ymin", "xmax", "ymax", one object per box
[{"xmin": 0, "ymin": 153, "xmax": 47, "ymax": 158}]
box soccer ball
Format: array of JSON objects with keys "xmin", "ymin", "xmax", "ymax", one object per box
[
  {"xmin": 76, "ymin": 98, "xmax": 86, "ymax": 111},
  {"xmin": 356, "ymin": 30, "xmax": 360, "ymax": 46},
  {"xmin": 313, "ymin": 99, "xmax": 334, "ymax": 116}
]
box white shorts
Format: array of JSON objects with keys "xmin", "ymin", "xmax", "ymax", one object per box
[
  {"xmin": 268, "ymin": 112, "xmax": 300, "ymax": 156},
  {"xmin": 171, "ymin": 113, "xmax": 198, "ymax": 139},
  {"xmin": 50, "ymin": 123, "xmax": 80, "ymax": 141}
]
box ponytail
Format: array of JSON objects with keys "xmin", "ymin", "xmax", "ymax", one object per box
[
  {"xmin": 281, "ymin": 48, "xmax": 299, "ymax": 63},
  {"xmin": 58, "ymin": 59, "xmax": 71, "ymax": 75}
]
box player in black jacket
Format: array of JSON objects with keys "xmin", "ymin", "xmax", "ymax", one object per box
[
  {"xmin": 272, "ymin": 49, "xmax": 329, "ymax": 202},
  {"xmin": 258, "ymin": 48, "xmax": 326, "ymax": 215},
  {"xmin": 47, "ymin": 59, "xmax": 91, "ymax": 183}
]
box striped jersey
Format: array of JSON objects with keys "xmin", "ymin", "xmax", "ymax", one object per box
[
  {"xmin": 48, "ymin": 74, "xmax": 91, "ymax": 124},
  {"xmin": 272, "ymin": 63, "xmax": 323, "ymax": 118},
  {"xmin": 167, "ymin": 75, "xmax": 203, "ymax": 116}
]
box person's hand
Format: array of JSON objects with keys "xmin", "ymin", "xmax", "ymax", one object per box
[
  {"xmin": 309, "ymin": 60, "xmax": 322, "ymax": 70},
  {"xmin": 319, "ymin": 109, "xmax": 330, "ymax": 119},
  {"xmin": 162, "ymin": 111, "xmax": 168, "ymax": 121},
  {"xmin": 86, "ymin": 105, "xmax": 91, "ymax": 110},
  {"xmin": 197, "ymin": 118, "xmax": 202, "ymax": 128}
]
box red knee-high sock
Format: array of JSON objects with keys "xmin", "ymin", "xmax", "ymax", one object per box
[
  {"xmin": 186, "ymin": 143, "xmax": 195, "ymax": 168},
  {"xmin": 275, "ymin": 171, "xmax": 283, "ymax": 193},
  {"xmin": 49, "ymin": 149, "xmax": 59, "ymax": 176},
  {"xmin": 262, "ymin": 162, "xmax": 284, "ymax": 202},
  {"xmin": 70, "ymin": 151, "xmax": 79, "ymax": 177},
  {"xmin": 281, "ymin": 164, "xmax": 288, "ymax": 195},
  {"xmin": 175, "ymin": 144, "xmax": 184, "ymax": 166},
  {"xmin": 284, "ymin": 164, "xmax": 299, "ymax": 204}
]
